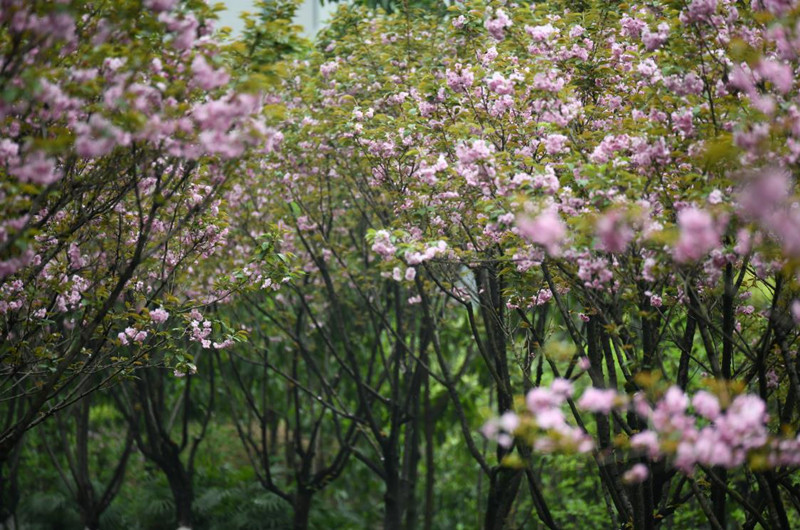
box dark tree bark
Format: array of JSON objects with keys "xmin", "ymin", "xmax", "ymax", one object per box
[
  {"xmin": 41, "ymin": 392, "xmax": 133, "ymax": 530},
  {"xmin": 0, "ymin": 439, "xmax": 21, "ymax": 529},
  {"xmin": 292, "ymin": 487, "xmax": 314, "ymax": 530},
  {"xmin": 114, "ymin": 362, "xmax": 213, "ymax": 529}
]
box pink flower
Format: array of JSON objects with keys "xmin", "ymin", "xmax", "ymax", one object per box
[
  {"xmin": 320, "ymin": 60, "xmax": 339, "ymax": 78},
  {"xmin": 727, "ymin": 394, "xmax": 767, "ymax": 429},
  {"xmin": 691, "ymin": 391, "xmax": 720, "ymax": 420},
  {"xmin": 445, "ymin": 65, "xmax": 474, "ymax": 92},
  {"xmin": 792, "ymin": 300, "xmax": 800, "ymax": 324},
  {"xmin": 191, "ymin": 55, "xmax": 230, "ymax": 90},
  {"xmin": 486, "ymin": 72, "xmax": 514, "ymax": 95},
  {"xmin": 631, "ymin": 431, "xmax": 661, "ymax": 459},
  {"xmin": 160, "ymin": 12, "xmax": 199, "ymax": 50},
  {"xmin": 150, "ymin": 307, "xmax": 170, "ymax": 324},
  {"xmin": 405, "ymin": 241, "xmax": 447, "ymax": 265},
  {"xmin": 0, "ymin": 139, "xmax": 19, "ymax": 161},
  {"xmin": 173, "ymin": 363, "xmax": 197, "ymax": 378},
  {"xmin": 371, "ymin": 230, "xmax": 396, "ymax": 259},
  {"xmin": 671, "ymin": 109, "xmax": 695, "ymax": 137},
  {"xmin": 550, "ymin": 378, "xmax": 574, "ymax": 398},
  {"xmin": 577, "ymin": 387, "xmax": 618, "ymax": 414},
  {"xmin": 532, "ymin": 288, "xmax": 552, "ymax": 306},
  {"xmin": 527, "ymin": 387, "xmax": 558, "ymax": 412},
  {"xmin": 757, "ymin": 59, "xmax": 793, "ymax": 94},
  {"xmin": 649, "ymin": 294, "xmax": 663, "ymax": 307},
  {"xmin": 67, "ymin": 243, "xmax": 84, "ymax": 269},
  {"xmin": 543, "ymin": 134, "xmax": 568, "ymax": 155},
  {"xmin": 738, "ymin": 167, "xmax": 791, "ymax": 220},
  {"xmin": 516, "ymin": 208, "xmax": 566, "ymax": 256},
  {"xmin": 766, "ymin": 370, "xmax": 780, "ymax": 389},
  {"xmin": 620, "ymin": 15, "xmax": 646, "ymax": 38},
  {"xmin": 685, "ymin": 0, "xmax": 717, "ymax": 21},
  {"xmin": 481, "ymin": 412, "xmax": 519, "ymax": 448},
  {"xmin": 119, "ymin": 327, "xmax": 147, "ymax": 345},
  {"xmin": 485, "ymin": 9, "xmax": 512, "ymax": 41},
  {"xmin": 9, "ymin": 151, "xmax": 61, "ymax": 185},
  {"xmin": 577, "ymin": 257, "xmax": 614, "ymax": 289},
  {"xmin": 642, "ymin": 22, "xmax": 670, "ymax": 51},
  {"xmin": 536, "ymin": 408, "xmax": 566, "ymax": 430},
  {"xmin": 497, "ymin": 434, "xmax": 513, "ymax": 448},
  {"xmin": 662, "ymin": 386, "xmax": 689, "ymax": 414},
  {"xmin": 531, "ymin": 166, "xmax": 560, "ymax": 194},
  {"xmin": 74, "ymin": 114, "xmax": 129, "ymax": 158},
  {"xmin": 623, "ymin": 463, "xmax": 649, "ymax": 484},
  {"xmin": 499, "ymin": 411, "xmax": 520, "ymax": 433},
  {"xmin": 707, "ymin": 189, "xmax": 723, "ymax": 204},
  {"xmin": 144, "ymin": 0, "xmax": 178, "ymax": 12},
  {"xmin": 456, "ymin": 139, "xmax": 494, "ymax": 164},
  {"xmin": 569, "ymin": 25, "xmax": 585, "ymax": 38},
  {"xmin": 637, "ymin": 59, "xmax": 659, "ymax": 77},
  {"xmin": 479, "ymin": 46, "xmax": 498, "ymax": 65},
  {"xmin": 752, "ymin": 0, "xmax": 794, "ymax": 15},
  {"xmin": 525, "ymin": 23, "xmax": 557, "ymax": 41},
  {"xmin": 674, "ymin": 207, "xmax": 720, "ymax": 262},
  {"xmin": 595, "ymin": 211, "xmax": 633, "ymax": 253},
  {"xmin": 734, "ymin": 229, "xmax": 752, "ymax": 255}
]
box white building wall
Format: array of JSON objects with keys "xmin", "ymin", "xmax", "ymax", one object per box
[
  {"xmin": 217, "ymin": 0, "xmax": 339, "ymax": 39},
  {"xmin": 294, "ymin": 0, "xmax": 339, "ymax": 39}
]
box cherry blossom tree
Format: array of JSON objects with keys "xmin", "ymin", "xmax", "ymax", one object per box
[
  {"xmin": 247, "ymin": 0, "xmax": 800, "ymax": 526},
  {"xmin": 4, "ymin": 0, "xmax": 800, "ymax": 527},
  {"xmin": 0, "ymin": 0, "xmax": 278, "ymax": 520}
]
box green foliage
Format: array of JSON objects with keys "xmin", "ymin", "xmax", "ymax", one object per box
[
  {"xmin": 195, "ymin": 483, "xmax": 292, "ymax": 529},
  {"xmin": 322, "ymin": 0, "xmax": 452, "ymax": 15},
  {"xmin": 17, "ymin": 489, "xmax": 81, "ymax": 529},
  {"xmin": 226, "ymin": 0, "xmax": 311, "ymax": 88}
]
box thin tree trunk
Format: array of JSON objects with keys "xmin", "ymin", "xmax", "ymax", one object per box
[
  {"xmin": 293, "ymin": 488, "xmax": 313, "ymax": 530},
  {"xmin": 81, "ymin": 510, "xmax": 101, "ymax": 530},
  {"xmin": 484, "ymin": 466, "xmax": 522, "ymax": 530},
  {"xmin": 404, "ymin": 417, "xmax": 420, "ymax": 530},
  {"xmin": 161, "ymin": 449, "xmax": 193, "ymax": 529},
  {"xmin": 0, "ymin": 448, "xmax": 20, "ymax": 530},
  {"xmin": 423, "ymin": 371, "xmax": 435, "ymax": 530},
  {"xmin": 384, "ymin": 464, "xmax": 403, "ymax": 530}
]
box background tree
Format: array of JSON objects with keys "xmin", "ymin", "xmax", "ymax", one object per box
[{"xmin": 42, "ymin": 393, "xmax": 134, "ymax": 530}]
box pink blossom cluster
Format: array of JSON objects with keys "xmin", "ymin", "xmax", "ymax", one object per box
[
  {"xmin": 118, "ymin": 327, "xmax": 148, "ymax": 346},
  {"xmin": 405, "ymin": 241, "xmax": 448, "ymax": 265},
  {"xmin": 486, "ymin": 381, "xmax": 800, "ymax": 475},
  {"xmin": 188, "ymin": 316, "xmax": 213, "ymax": 349},
  {"xmin": 371, "ymin": 230, "xmax": 397, "ymax": 259},
  {"xmin": 150, "ymin": 307, "xmax": 170, "ymax": 324},
  {"xmin": 674, "ymin": 207, "xmax": 722, "ymax": 263},
  {"xmin": 445, "ymin": 65, "xmax": 474, "ymax": 93},
  {"xmin": 631, "ymin": 387, "xmax": 789, "ymax": 473},
  {"xmin": 516, "ymin": 208, "xmax": 566, "ymax": 257},
  {"xmin": 595, "ymin": 211, "xmax": 634, "ymax": 253},
  {"xmin": 737, "ymin": 168, "xmax": 800, "ymax": 257},
  {"xmin": 482, "ymin": 379, "xmax": 593, "ymax": 453},
  {"xmin": 484, "ymin": 9, "xmax": 512, "ymax": 41}
]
